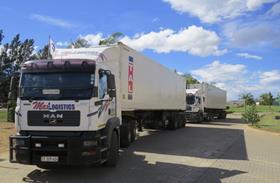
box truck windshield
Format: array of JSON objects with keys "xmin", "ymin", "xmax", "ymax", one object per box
[
  {"xmin": 186, "ymin": 95, "xmax": 195, "ymax": 105},
  {"xmin": 20, "ymin": 73, "xmax": 95, "ymax": 100}
]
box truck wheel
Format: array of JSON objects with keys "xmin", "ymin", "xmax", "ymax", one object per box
[
  {"xmin": 221, "ymin": 112, "xmax": 227, "ymax": 119},
  {"xmin": 204, "ymin": 114, "xmax": 210, "ymax": 122},
  {"xmin": 104, "ymin": 131, "xmax": 119, "ymax": 167},
  {"xmin": 130, "ymin": 120, "xmax": 137, "ymax": 142},
  {"xmin": 120, "ymin": 124, "xmax": 131, "ymax": 148},
  {"xmin": 198, "ymin": 114, "xmax": 203, "ymax": 123},
  {"xmin": 177, "ymin": 114, "xmax": 185, "ymax": 128},
  {"xmin": 169, "ymin": 118, "xmax": 178, "ymax": 130}
]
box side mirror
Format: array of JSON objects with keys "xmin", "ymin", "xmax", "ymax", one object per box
[
  {"xmin": 9, "ymin": 73, "xmax": 20, "ymax": 100},
  {"xmin": 108, "ymin": 90, "xmax": 116, "ymax": 98},
  {"xmin": 107, "ymin": 74, "xmax": 116, "ymax": 98}
]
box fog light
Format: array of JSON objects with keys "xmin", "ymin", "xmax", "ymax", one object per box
[
  {"xmin": 82, "ymin": 151, "xmax": 96, "ymax": 156},
  {"xmin": 35, "ymin": 143, "xmax": 41, "ymax": 148},
  {"xmin": 58, "ymin": 143, "xmax": 65, "ymax": 148},
  {"xmin": 83, "ymin": 140, "xmax": 97, "ymax": 147}
]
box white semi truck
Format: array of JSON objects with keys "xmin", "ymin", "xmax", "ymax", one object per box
[
  {"xmin": 185, "ymin": 83, "xmax": 227, "ymax": 122},
  {"xmin": 9, "ymin": 43, "xmax": 186, "ymax": 168}
]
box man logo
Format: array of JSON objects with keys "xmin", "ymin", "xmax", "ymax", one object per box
[{"xmin": 43, "ymin": 113, "xmax": 63, "ymax": 125}]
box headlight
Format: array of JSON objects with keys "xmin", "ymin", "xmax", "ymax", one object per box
[{"xmin": 83, "ymin": 140, "xmax": 97, "ymax": 147}]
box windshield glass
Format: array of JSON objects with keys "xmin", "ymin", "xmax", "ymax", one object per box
[
  {"xmin": 20, "ymin": 73, "xmax": 95, "ymax": 100},
  {"xmin": 186, "ymin": 95, "xmax": 195, "ymax": 105}
]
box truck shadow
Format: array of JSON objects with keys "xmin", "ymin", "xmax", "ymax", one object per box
[
  {"xmin": 188, "ymin": 118, "xmax": 247, "ymax": 126},
  {"xmin": 133, "ymin": 121, "xmax": 248, "ymax": 161},
  {"xmin": 22, "ymin": 156, "xmax": 246, "ymax": 183},
  {"xmin": 22, "ymin": 117, "xmax": 248, "ymax": 183}
]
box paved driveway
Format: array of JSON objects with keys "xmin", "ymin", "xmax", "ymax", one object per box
[{"xmin": 0, "ymin": 114, "xmax": 280, "ymax": 183}]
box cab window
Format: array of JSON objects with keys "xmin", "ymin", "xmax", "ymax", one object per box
[{"xmin": 99, "ymin": 73, "xmax": 108, "ymax": 99}]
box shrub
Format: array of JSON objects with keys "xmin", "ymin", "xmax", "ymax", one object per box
[{"xmin": 242, "ymin": 105, "xmax": 260, "ymax": 126}]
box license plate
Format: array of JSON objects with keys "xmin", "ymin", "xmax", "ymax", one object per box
[{"xmin": 41, "ymin": 156, "xmax": 59, "ymax": 162}]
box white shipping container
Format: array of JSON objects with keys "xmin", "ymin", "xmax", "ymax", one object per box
[{"xmin": 203, "ymin": 84, "xmax": 227, "ymax": 109}]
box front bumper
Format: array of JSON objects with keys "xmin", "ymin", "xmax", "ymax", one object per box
[
  {"xmin": 185, "ymin": 112, "xmax": 200, "ymax": 121},
  {"xmin": 10, "ymin": 132, "xmax": 106, "ymax": 166}
]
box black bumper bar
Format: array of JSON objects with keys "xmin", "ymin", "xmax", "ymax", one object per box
[{"xmin": 10, "ymin": 132, "xmax": 107, "ymax": 166}]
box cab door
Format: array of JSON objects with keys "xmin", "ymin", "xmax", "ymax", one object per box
[{"xmin": 95, "ymin": 70, "xmax": 116, "ymax": 130}]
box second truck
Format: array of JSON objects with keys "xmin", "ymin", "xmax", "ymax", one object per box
[
  {"xmin": 185, "ymin": 83, "xmax": 227, "ymax": 122},
  {"xmin": 9, "ymin": 42, "xmax": 186, "ymax": 168}
]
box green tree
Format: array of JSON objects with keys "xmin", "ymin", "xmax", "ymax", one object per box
[
  {"xmin": 69, "ymin": 38, "xmax": 90, "ymax": 48},
  {"xmin": 0, "ymin": 30, "xmax": 3, "ymax": 45},
  {"xmin": 275, "ymin": 93, "xmax": 280, "ymax": 106},
  {"xmin": 240, "ymin": 93, "xmax": 255, "ymax": 106},
  {"xmin": 242, "ymin": 105, "xmax": 260, "ymax": 126},
  {"xmin": 0, "ymin": 32, "xmax": 35, "ymax": 103},
  {"xmin": 259, "ymin": 92, "xmax": 274, "ymax": 106},
  {"xmin": 36, "ymin": 45, "xmax": 50, "ymax": 59},
  {"xmin": 183, "ymin": 73, "xmax": 199, "ymax": 87},
  {"xmin": 99, "ymin": 32, "xmax": 124, "ymax": 45}
]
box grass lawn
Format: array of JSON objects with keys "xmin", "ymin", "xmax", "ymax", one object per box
[
  {"xmin": 0, "ymin": 109, "xmax": 15, "ymax": 153},
  {"xmin": 227, "ymin": 105, "xmax": 280, "ymax": 113},
  {"xmin": 0, "ymin": 122, "xmax": 15, "ymax": 153},
  {"xmin": 254, "ymin": 112, "xmax": 280, "ymax": 133},
  {"xmin": 0, "ymin": 109, "xmax": 7, "ymax": 122}
]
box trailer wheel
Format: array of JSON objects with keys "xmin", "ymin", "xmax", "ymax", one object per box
[
  {"xmin": 168, "ymin": 115, "xmax": 178, "ymax": 130},
  {"xmin": 221, "ymin": 112, "xmax": 227, "ymax": 119},
  {"xmin": 181, "ymin": 115, "xmax": 186, "ymax": 128},
  {"xmin": 176, "ymin": 114, "xmax": 185, "ymax": 128},
  {"xmin": 120, "ymin": 124, "xmax": 131, "ymax": 148},
  {"xmin": 104, "ymin": 131, "xmax": 119, "ymax": 167}
]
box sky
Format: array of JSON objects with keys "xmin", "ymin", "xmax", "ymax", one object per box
[{"xmin": 0, "ymin": 0, "xmax": 280, "ymax": 100}]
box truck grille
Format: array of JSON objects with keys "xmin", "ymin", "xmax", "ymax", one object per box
[{"xmin": 27, "ymin": 111, "xmax": 80, "ymax": 126}]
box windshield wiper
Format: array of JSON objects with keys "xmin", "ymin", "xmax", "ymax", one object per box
[{"xmin": 20, "ymin": 96, "xmax": 44, "ymax": 101}]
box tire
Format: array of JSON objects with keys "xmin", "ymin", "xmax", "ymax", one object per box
[
  {"xmin": 169, "ymin": 115, "xmax": 178, "ymax": 130},
  {"xmin": 130, "ymin": 120, "xmax": 137, "ymax": 142},
  {"xmin": 104, "ymin": 131, "xmax": 119, "ymax": 167},
  {"xmin": 181, "ymin": 115, "xmax": 186, "ymax": 128},
  {"xmin": 120, "ymin": 124, "xmax": 131, "ymax": 148},
  {"xmin": 176, "ymin": 114, "xmax": 185, "ymax": 128},
  {"xmin": 222, "ymin": 112, "xmax": 227, "ymax": 119},
  {"xmin": 204, "ymin": 114, "xmax": 210, "ymax": 122}
]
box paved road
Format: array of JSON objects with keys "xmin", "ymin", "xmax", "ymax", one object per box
[{"xmin": 1, "ymin": 114, "xmax": 280, "ymax": 183}]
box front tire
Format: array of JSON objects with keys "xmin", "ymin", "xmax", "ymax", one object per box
[{"xmin": 104, "ymin": 131, "xmax": 119, "ymax": 167}]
